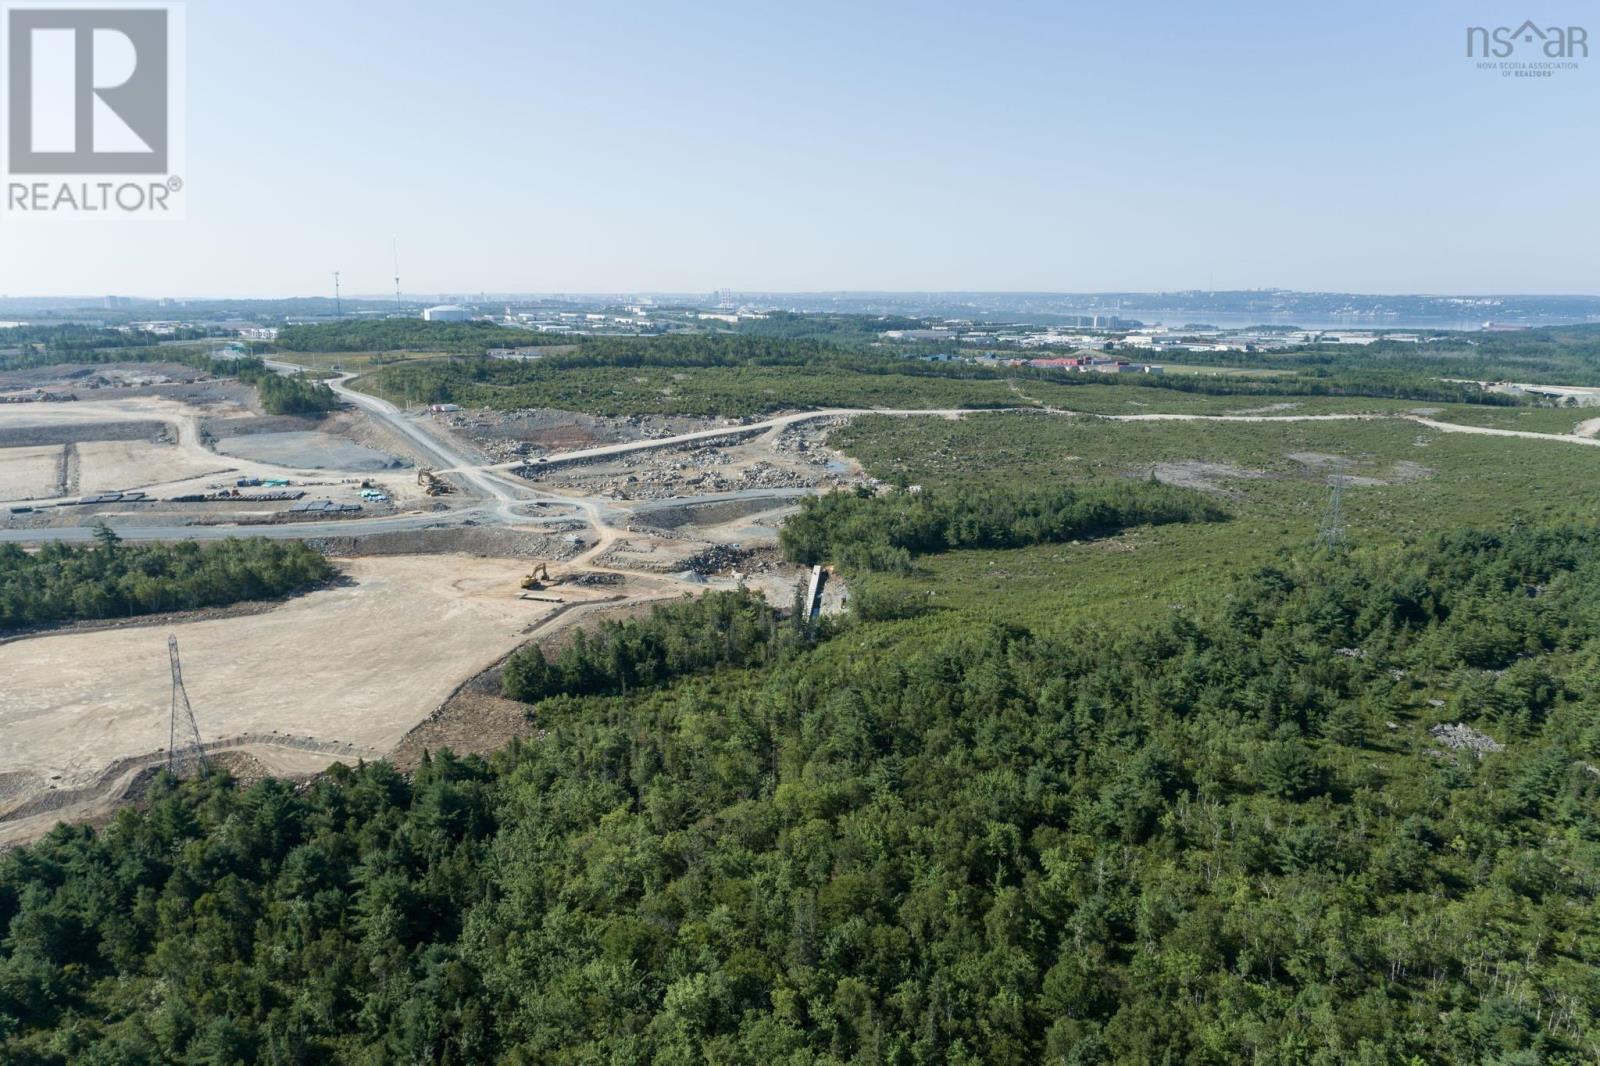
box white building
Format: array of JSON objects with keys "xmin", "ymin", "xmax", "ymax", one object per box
[{"xmin": 422, "ymin": 305, "xmax": 472, "ymax": 323}]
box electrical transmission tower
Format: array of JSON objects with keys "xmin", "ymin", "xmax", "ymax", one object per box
[
  {"xmin": 1317, "ymin": 459, "xmax": 1348, "ymax": 551},
  {"xmin": 167, "ymin": 636, "xmax": 209, "ymax": 775}
]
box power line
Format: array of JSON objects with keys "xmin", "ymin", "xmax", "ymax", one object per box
[
  {"xmin": 167, "ymin": 636, "xmax": 208, "ymax": 776},
  {"xmin": 1317, "ymin": 458, "xmax": 1348, "ymax": 551}
]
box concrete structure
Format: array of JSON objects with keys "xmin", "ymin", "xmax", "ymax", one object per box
[{"xmin": 422, "ymin": 305, "xmax": 472, "ymax": 323}]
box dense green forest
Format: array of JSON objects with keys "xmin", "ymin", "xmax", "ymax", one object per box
[
  {"xmin": 0, "ymin": 337, "xmax": 217, "ymax": 374},
  {"xmin": 0, "ymin": 534, "xmax": 333, "ymax": 631},
  {"xmin": 366, "ymin": 353, "xmax": 1024, "ymax": 418},
  {"xmin": 4, "ymin": 521, "xmax": 1599, "ymax": 1062},
  {"xmin": 360, "ymin": 335, "xmax": 1523, "ymax": 419},
  {"xmin": 274, "ymin": 320, "xmax": 570, "ymax": 355},
  {"xmin": 780, "ymin": 482, "xmax": 1225, "ymax": 573},
  {"xmin": 1145, "ymin": 324, "xmax": 1600, "ymax": 387},
  {"xmin": 502, "ymin": 588, "xmax": 804, "ymax": 703},
  {"xmin": 228, "ymin": 357, "xmax": 341, "ymax": 416},
  {"xmin": 0, "ymin": 325, "xmax": 214, "ymax": 362}
]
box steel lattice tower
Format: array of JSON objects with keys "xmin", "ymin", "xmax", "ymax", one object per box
[
  {"xmin": 167, "ymin": 636, "xmax": 209, "ymax": 775},
  {"xmin": 1317, "ymin": 459, "xmax": 1348, "ymax": 551}
]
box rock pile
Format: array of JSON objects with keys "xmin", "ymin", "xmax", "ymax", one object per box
[
  {"xmin": 685, "ymin": 544, "xmax": 754, "ymax": 576},
  {"xmin": 1429, "ymin": 722, "xmax": 1504, "ymax": 756}
]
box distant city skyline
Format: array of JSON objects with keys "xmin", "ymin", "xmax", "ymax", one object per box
[{"xmin": 2, "ymin": 0, "xmax": 1596, "ymax": 296}]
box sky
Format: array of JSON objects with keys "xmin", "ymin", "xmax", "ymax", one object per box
[{"xmin": 0, "ymin": 0, "xmax": 1596, "ymax": 297}]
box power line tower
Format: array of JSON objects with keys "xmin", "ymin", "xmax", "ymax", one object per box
[
  {"xmin": 1317, "ymin": 459, "xmax": 1348, "ymax": 551},
  {"xmin": 392, "ymin": 239, "xmax": 403, "ymax": 316},
  {"xmin": 167, "ymin": 636, "xmax": 209, "ymax": 776},
  {"xmin": 333, "ymin": 271, "xmax": 342, "ymax": 317}
]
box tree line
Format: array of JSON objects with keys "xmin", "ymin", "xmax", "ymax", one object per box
[
  {"xmin": 0, "ymin": 534, "xmax": 333, "ymax": 631},
  {"xmin": 1137, "ymin": 324, "xmax": 1600, "ymax": 388},
  {"xmin": 368, "ymin": 335, "xmax": 1538, "ymax": 420},
  {"xmin": 228, "ymin": 357, "xmax": 340, "ymax": 416},
  {"xmin": 4, "ymin": 521, "xmax": 1599, "ymax": 1061},
  {"xmin": 502, "ymin": 587, "xmax": 808, "ymax": 703},
  {"xmin": 274, "ymin": 320, "xmax": 571, "ymax": 355},
  {"xmin": 780, "ymin": 481, "xmax": 1226, "ymax": 572}
]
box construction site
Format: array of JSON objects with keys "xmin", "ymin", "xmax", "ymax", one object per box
[{"xmin": 0, "ymin": 359, "xmax": 860, "ymax": 844}]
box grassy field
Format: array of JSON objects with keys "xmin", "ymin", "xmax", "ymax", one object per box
[
  {"xmin": 281, "ymin": 351, "xmax": 444, "ymax": 377},
  {"xmin": 351, "ymin": 355, "xmax": 1551, "ymax": 421},
  {"xmin": 354, "ymin": 362, "xmax": 1035, "ymax": 416},
  {"xmin": 1410, "ymin": 402, "xmax": 1599, "ymax": 434},
  {"xmin": 830, "ymin": 411, "xmax": 1600, "ymax": 631}
]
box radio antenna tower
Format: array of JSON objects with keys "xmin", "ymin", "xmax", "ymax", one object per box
[
  {"xmin": 333, "ymin": 271, "xmax": 342, "ymax": 317},
  {"xmin": 167, "ymin": 636, "xmax": 209, "ymax": 776},
  {"xmin": 392, "ymin": 239, "xmax": 403, "ymax": 315},
  {"xmin": 1317, "ymin": 459, "xmax": 1348, "ymax": 551}
]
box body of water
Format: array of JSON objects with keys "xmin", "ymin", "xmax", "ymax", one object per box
[{"xmin": 1076, "ymin": 310, "xmax": 1600, "ymax": 332}]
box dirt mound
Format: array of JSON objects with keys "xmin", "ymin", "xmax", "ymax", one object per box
[
  {"xmin": 1147, "ymin": 460, "xmax": 1265, "ymax": 493},
  {"xmin": 0, "ymin": 362, "xmax": 208, "ymax": 391},
  {"xmin": 1229, "ymin": 402, "xmax": 1302, "ymax": 415},
  {"xmin": 390, "ymin": 693, "xmax": 538, "ymax": 772},
  {"xmin": 0, "ymin": 419, "xmax": 168, "ymax": 448},
  {"xmin": 1388, "ymin": 461, "xmax": 1433, "ymax": 482},
  {"xmin": 684, "ymin": 544, "xmax": 754, "ymax": 576},
  {"xmin": 306, "ymin": 526, "xmax": 585, "ymax": 559},
  {"xmin": 1286, "ymin": 452, "xmax": 1433, "ymax": 487},
  {"xmin": 636, "ymin": 496, "xmax": 797, "ymax": 531},
  {"xmin": 202, "ymin": 414, "xmax": 323, "ymax": 439},
  {"xmin": 1287, "ymin": 451, "xmax": 1346, "ymax": 468}
]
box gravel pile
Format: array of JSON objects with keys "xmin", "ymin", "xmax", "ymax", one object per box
[
  {"xmin": 685, "ymin": 544, "xmax": 755, "ymax": 576},
  {"xmin": 1430, "ymin": 722, "xmax": 1504, "ymax": 756}
]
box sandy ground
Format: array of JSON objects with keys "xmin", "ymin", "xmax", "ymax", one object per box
[
  {"xmin": 214, "ymin": 430, "xmax": 408, "ymax": 472},
  {"xmin": 0, "ymin": 446, "xmax": 62, "ymax": 501},
  {"xmin": 0, "ymin": 394, "xmax": 428, "ymax": 511},
  {"xmin": 74, "ymin": 440, "xmax": 233, "ymax": 494},
  {"xmin": 0, "ymin": 555, "xmax": 581, "ymax": 801}
]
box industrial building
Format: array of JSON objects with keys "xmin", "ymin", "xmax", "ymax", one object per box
[{"xmin": 422, "ymin": 305, "xmax": 472, "ymax": 322}]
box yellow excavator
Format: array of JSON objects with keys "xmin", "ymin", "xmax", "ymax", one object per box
[
  {"xmin": 520, "ymin": 563, "xmax": 555, "ymax": 592},
  {"xmin": 417, "ymin": 468, "xmax": 450, "ymax": 496}
]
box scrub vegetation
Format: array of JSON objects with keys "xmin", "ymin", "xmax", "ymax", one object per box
[{"xmin": 6, "ymin": 327, "xmax": 1600, "ymax": 1063}]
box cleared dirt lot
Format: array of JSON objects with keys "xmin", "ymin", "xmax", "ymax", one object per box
[
  {"xmin": 0, "ymin": 445, "xmax": 62, "ymax": 500},
  {"xmin": 74, "ymin": 440, "xmax": 233, "ymax": 494},
  {"xmin": 0, "ymin": 555, "xmax": 585, "ymax": 813},
  {"xmin": 213, "ymin": 429, "xmax": 409, "ymax": 472},
  {"xmin": 0, "ymin": 391, "xmax": 432, "ymax": 518}
]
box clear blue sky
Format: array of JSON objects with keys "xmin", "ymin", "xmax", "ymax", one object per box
[{"xmin": 2, "ymin": 0, "xmax": 1596, "ymax": 297}]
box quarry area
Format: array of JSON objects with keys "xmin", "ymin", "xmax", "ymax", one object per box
[{"xmin": 0, "ymin": 360, "xmax": 863, "ymax": 843}]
